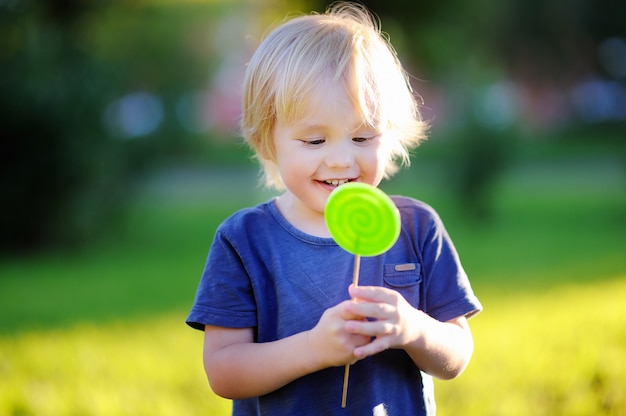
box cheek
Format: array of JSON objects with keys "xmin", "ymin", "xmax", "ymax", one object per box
[
  {"xmin": 276, "ymin": 147, "xmax": 310, "ymax": 176},
  {"xmin": 369, "ymin": 145, "xmax": 393, "ymax": 182},
  {"xmin": 371, "ymin": 143, "xmax": 392, "ymax": 169}
]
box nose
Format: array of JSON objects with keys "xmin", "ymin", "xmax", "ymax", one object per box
[{"xmin": 324, "ymin": 141, "xmax": 355, "ymax": 169}]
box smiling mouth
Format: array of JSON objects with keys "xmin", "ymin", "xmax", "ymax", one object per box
[{"xmin": 323, "ymin": 179, "xmax": 352, "ymax": 187}]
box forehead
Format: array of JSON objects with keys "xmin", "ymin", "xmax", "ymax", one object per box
[
  {"xmin": 276, "ymin": 72, "xmax": 380, "ymax": 132},
  {"xmin": 282, "ymin": 87, "xmax": 371, "ymax": 134}
]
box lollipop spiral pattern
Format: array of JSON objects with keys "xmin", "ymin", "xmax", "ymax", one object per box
[{"xmin": 325, "ymin": 182, "xmax": 401, "ymax": 257}]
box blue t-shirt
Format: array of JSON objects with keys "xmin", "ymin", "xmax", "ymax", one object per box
[{"xmin": 187, "ymin": 196, "xmax": 482, "ymax": 416}]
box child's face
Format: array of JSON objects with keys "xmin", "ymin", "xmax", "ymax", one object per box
[{"xmin": 272, "ymin": 79, "xmax": 390, "ymax": 221}]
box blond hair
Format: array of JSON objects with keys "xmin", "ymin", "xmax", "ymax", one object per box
[{"xmin": 241, "ymin": 1, "xmax": 427, "ymax": 189}]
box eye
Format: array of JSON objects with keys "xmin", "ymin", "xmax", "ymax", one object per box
[
  {"xmin": 301, "ymin": 138, "xmax": 325, "ymax": 147},
  {"xmin": 352, "ymin": 135, "xmax": 377, "ymax": 144}
]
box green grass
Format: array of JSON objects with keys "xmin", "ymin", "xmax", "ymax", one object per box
[
  {"xmin": 1, "ymin": 156, "xmax": 625, "ymax": 415},
  {"xmin": 436, "ymin": 278, "xmax": 626, "ymax": 416},
  {"xmin": 0, "ymin": 315, "xmax": 232, "ymax": 415}
]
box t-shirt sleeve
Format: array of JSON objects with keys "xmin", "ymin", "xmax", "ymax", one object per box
[
  {"xmin": 186, "ymin": 225, "xmax": 258, "ymax": 331},
  {"xmin": 408, "ymin": 200, "xmax": 482, "ymax": 322}
]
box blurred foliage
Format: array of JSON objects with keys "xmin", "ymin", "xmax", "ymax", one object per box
[
  {"xmin": 445, "ymin": 123, "xmax": 514, "ymax": 220},
  {"xmin": 1, "ymin": 2, "xmax": 125, "ymax": 250},
  {"xmin": 0, "ymin": 0, "xmax": 299, "ymax": 252},
  {"xmin": 1, "ymin": 0, "xmax": 624, "ymax": 251},
  {"xmin": 349, "ymin": 0, "xmax": 626, "ymax": 79},
  {"xmin": 347, "ymin": 0, "xmax": 626, "ymax": 219}
]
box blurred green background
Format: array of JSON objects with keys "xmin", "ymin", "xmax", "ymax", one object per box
[{"xmin": 1, "ymin": 0, "xmax": 625, "ymax": 415}]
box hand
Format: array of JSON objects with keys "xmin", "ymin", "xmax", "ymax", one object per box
[
  {"xmin": 344, "ymin": 284, "xmax": 424, "ymax": 359},
  {"xmin": 307, "ymin": 300, "xmax": 372, "ymax": 368}
]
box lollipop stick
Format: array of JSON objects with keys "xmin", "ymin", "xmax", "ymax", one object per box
[
  {"xmin": 341, "ymin": 363, "xmax": 350, "ymax": 408},
  {"xmin": 351, "ymin": 254, "xmax": 361, "ymax": 286},
  {"xmin": 341, "ymin": 253, "xmax": 361, "ymax": 408}
]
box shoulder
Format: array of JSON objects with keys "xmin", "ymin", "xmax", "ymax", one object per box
[
  {"xmin": 227, "ymin": 201, "xmax": 275, "ymax": 225},
  {"xmin": 216, "ymin": 200, "xmax": 278, "ymax": 238},
  {"xmin": 389, "ymin": 195, "xmax": 451, "ymax": 248},
  {"xmin": 391, "ymin": 195, "xmax": 442, "ymax": 225},
  {"xmin": 391, "ymin": 195, "xmax": 436, "ymax": 213}
]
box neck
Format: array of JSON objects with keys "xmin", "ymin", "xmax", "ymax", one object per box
[{"xmin": 274, "ymin": 194, "xmax": 331, "ymax": 237}]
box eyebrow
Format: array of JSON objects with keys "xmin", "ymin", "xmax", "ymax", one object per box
[
  {"xmin": 297, "ymin": 122, "xmax": 327, "ymax": 131},
  {"xmin": 292, "ymin": 121, "xmax": 379, "ymax": 135}
]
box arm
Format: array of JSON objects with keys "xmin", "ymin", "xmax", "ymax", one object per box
[
  {"xmin": 202, "ymin": 326, "xmax": 316, "ymax": 399},
  {"xmin": 345, "ymin": 285, "xmax": 474, "ymax": 380},
  {"xmin": 203, "ymin": 302, "xmax": 372, "ymax": 399},
  {"xmin": 403, "ymin": 314, "xmax": 473, "ymax": 379}
]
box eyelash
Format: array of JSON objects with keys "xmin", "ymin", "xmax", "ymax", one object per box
[
  {"xmin": 301, "ymin": 136, "xmax": 376, "ymax": 147},
  {"xmin": 304, "ymin": 138, "xmax": 325, "ymax": 146}
]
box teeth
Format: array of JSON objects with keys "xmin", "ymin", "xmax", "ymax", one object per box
[{"xmin": 325, "ymin": 179, "xmax": 350, "ymax": 186}]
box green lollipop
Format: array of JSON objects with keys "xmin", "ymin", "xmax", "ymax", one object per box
[
  {"xmin": 324, "ymin": 182, "xmax": 401, "ymax": 408},
  {"xmin": 325, "ymin": 182, "xmax": 400, "ymax": 257}
]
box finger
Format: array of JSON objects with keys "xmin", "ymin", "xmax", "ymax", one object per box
[
  {"xmin": 345, "ymin": 319, "xmax": 395, "ymax": 338},
  {"xmin": 353, "ymin": 336, "xmax": 392, "ymax": 358},
  {"xmin": 337, "ymin": 299, "xmax": 367, "ymax": 320},
  {"xmin": 349, "ymin": 285, "xmax": 397, "ymax": 303},
  {"xmin": 346, "ymin": 300, "xmax": 394, "ymax": 320}
]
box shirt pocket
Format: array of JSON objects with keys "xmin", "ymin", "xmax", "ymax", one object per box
[{"xmin": 383, "ymin": 263, "xmax": 422, "ymax": 305}]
